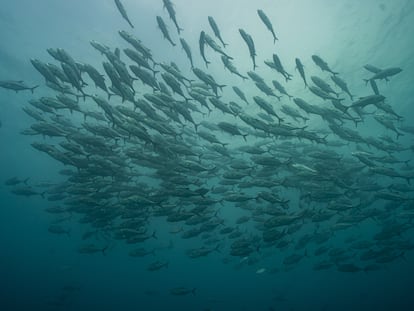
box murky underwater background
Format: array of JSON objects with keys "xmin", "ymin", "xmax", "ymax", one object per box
[{"xmin": 1, "ymin": 0, "xmax": 414, "ymax": 310}]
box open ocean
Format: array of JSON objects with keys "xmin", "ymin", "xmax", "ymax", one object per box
[{"xmin": 1, "ymin": 0, "xmax": 414, "ymax": 310}]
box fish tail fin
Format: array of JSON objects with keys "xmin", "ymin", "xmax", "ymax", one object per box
[
  {"xmin": 40, "ymin": 191, "xmax": 46, "ymax": 199},
  {"xmin": 205, "ymin": 60, "xmax": 211, "ymax": 68},
  {"xmin": 107, "ymin": 93, "xmax": 114, "ymax": 100},
  {"xmin": 194, "ymin": 122, "xmax": 200, "ymax": 132},
  {"xmin": 30, "ymin": 85, "xmax": 39, "ymax": 93},
  {"xmin": 363, "ymin": 79, "xmax": 370, "ymax": 85},
  {"xmin": 23, "ymin": 177, "xmax": 30, "ymax": 185},
  {"xmin": 101, "ymin": 245, "xmax": 109, "ymax": 256},
  {"xmin": 151, "ymin": 231, "xmax": 158, "ymax": 239},
  {"xmin": 214, "ymin": 244, "xmax": 221, "ymax": 253},
  {"xmin": 353, "ymin": 118, "xmax": 361, "ymax": 128},
  {"xmin": 242, "ymin": 134, "xmax": 248, "ymax": 142}
]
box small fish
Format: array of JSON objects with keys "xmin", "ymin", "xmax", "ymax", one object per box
[
  {"xmin": 129, "ymin": 248, "xmax": 155, "ymax": 257},
  {"xmin": 180, "ymin": 38, "xmax": 194, "ymax": 69},
  {"xmin": 4, "ymin": 177, "xmax": 30, "ymax": 186},
  {"xmin": 208, "ymin": 16, "xmax": 227, "ymax": 47},
  {"xmin": 257, "ymin": 9, "xmax": 278, "ymax": 43},
  {"xmin": 204, "ymin": 33, "xmax": 233, "ymax": 59},
  {"xmin": 311, "ymin": 76, "xmax": 338, "ymax": 96},
  {"xmin": 78, "ymin": 244, "xmax": 109, "ymax": 255},
  {"xmin": 48, "ymin": 225, "xmax": 70, "ymax": 236},
  {"xmin": 363, "ymin": 67, "xmax": 402, "ymax": 83},
  {"xmin": 239, "ymin": 29, "xmax": 257, "ymax": 70},
  {"xmin": 114, "ymin": 0, "xmax": 134, "ymax": 28},
  {"xmin": 147, "ymin": 260, "xmax": 169, "ymax": 271},
  {"xmin": 170, "ymin": 287, "xmax": 196, "ymax": 296},
  {"xmin": 232, "ymin": 86, "xmax": 249, "ymax": 105},
  {"xmin": 369, "ymin": 79, "xmax": 380, "ymax": 95},
  {"xmin": 221, "ymin": 56, "xmax": 247, "ymax": 80},
  {"xmin": 331, "ymin": 75, "xmax": 354, "ymax": 100},
  {"xmin": 295, "ymin": 58, "xmax": 307, "ymax": 87},
  {"xmin": 199, "ymin": 31, "xmax": 210, "ymax": 67},
  {"xmin": 156, "ymin": 16, "xmax": 176, "ymax": 46},
  {"xmin": 162, "ymin": 0, "xmax": 183, "ymax": 34},
  {"xmin": 363, "ymin": 64, "xmax": 382, "ymax": 74},
  {"xmin": 0, "ymin": 80, "xmax": 39, "ymax": 93},
  {"xmin": 11, "ymin": 186, "xmax": 45, "ymax": 198},
  {"xmin": 312, "ymin": 55, "xmax": 338, "ymax": 75},
  {"xmin": 256, "ymin": 268, "xmax": 266, "ymax": 274},
  {"xmin": 271, "ymin": 54, "xmax": 292, "ymax": 82}
]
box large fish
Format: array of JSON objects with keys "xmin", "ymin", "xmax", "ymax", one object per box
[{"xmin": 114, "ymin": 0, "xmax": 134, "ymax": 28}]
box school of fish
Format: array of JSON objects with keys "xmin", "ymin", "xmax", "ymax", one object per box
[{"xmin": 2, "ymin": 0, "xmax": 414, "ymax": 291}]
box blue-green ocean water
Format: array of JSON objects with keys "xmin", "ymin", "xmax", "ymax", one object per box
[{"xmin": 1, "ymin": 0, "xmax": 414, "ymax": 310}]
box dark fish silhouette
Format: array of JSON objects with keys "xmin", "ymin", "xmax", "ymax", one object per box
[{"xmin": 114, "ymin": 0, "xmax": 134, "ymax": 28}]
